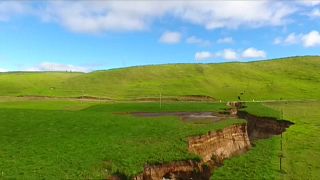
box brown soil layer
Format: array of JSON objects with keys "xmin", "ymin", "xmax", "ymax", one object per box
[
  {"xmin": 134, "ymin": 95, "xmax": 215, "ymax": 102},
  {"xmin": 112, "ymin": 111, "xmax": 293, "ymax": 180},
  {"xmin": 131, "ymin": 124, "xmax": 250, "ymax": 180},
  {"xmin": 14, "ymin": 95, "xmax": 113, "ymax": 102},
  {"xmin": 133, "ymin": 160, "xmax": 211, "ymax": 180},
  {"xmin": 237, "ymin": 111, "xmax": 294, "ymax": 141}
]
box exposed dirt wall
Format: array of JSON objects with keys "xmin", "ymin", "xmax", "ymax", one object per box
[
  {"xmin": 132, "ymin": 124, "xmax": 250, "ymax": 180},
  {"xmin": 112, "ymin": 111, "xmax": 293, "ymax": 180},
  {"xmin": 188, "ymin": 124, "xmax": 251, "ymax": 163},
  {"xmin": 237, "ymin": 111, "xmax": 294, "ymax": 141}
]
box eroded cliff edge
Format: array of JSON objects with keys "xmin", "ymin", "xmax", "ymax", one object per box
[
  {"xmin": 188, "ymin": 124, "xmax": 250, "ymax": 163},
  {"xmin": 133, "ymin": 124, "xmax": 251, "ymax": 180},
  {"xmin": 112, "ymin": 111, "xmax": 293, "ymax": 180}
]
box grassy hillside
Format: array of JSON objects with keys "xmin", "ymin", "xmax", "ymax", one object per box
[
  {"xmin": 0, "ymin": 72, "xmax": 82, "ymax": 96},
  {"xmin": 1, "ymin": 56, "xmax": 319, "ymax": 101}
]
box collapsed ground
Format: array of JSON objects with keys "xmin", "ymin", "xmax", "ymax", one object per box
[{"xmin": 0, "ymin": 100, "xmax": 319, "ymax": 179}]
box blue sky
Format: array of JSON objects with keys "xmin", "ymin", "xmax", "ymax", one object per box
[{"xmin": 0, "ymin": 0, "xmax": 320, "ymax": 72}]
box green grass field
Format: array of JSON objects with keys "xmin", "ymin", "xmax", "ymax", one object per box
[
  {"xmin": 1, "ymin": 56, "xmax": 319, "ymax": 101},
  {"xmin": 1, "ymin": 56, "xmax": 320, "ymax": 179},
  {"xmin": 1, "ymin": 100, "xmax": 319, "ymax": 179},
  {"xmin": 0, "ymin": 101, "xmax": 245, "ymax": 179}
]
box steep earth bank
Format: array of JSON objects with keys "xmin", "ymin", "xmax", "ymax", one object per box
[{"xmin": 112, "ymin": 111, "xmax": 293, "ymax": 180}]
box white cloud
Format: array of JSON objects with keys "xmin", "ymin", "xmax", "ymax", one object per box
[
  {"xmin": 174, "ymin": 1, "xmax": 295, "ymax": 30},
  {"xmin": 284, "ymin": 33, "xmax": 301, "ymax": 44},
  {"xmin": 220, "ymin": 49, "xmax": 238, "ymax": 60},
  {"xmin": 302, "ymin": 30, "xmax": 320, "ymax": 47},
  {"xmin": 195, "ymin": 51, "xmax": 214, "ymax": 61},
  {"xmin": 195, "ymin": 47, "xmax": 267, "ymax": 61},
  {"xmin": 215, "ymin": 49, "xmax": 238, "ymax": 60},
  {"xmin": 0, "ymin": 1, "xmax": 297, "ymax": 34},
  {"xmin": 40, "ymin": 1, "xmax": 160, "ymax": 33},
  {"xmin": 273, "ymin": 37, "xmax": 282, "ymax": 45},
  {"xmin": 0, "ymin": 68, "xmax": 8, "ymax": 72},
  {"xmin": 186, "ymin": 36, "xmax": 211, "ymax": 46},
  {"xmin": 297, "ymin": 0, "xmax": 320, "ymax": 6},
  {"xmin": 274, "ymin": 33, "xmax": 301, "ymax": 45},
  {"xmin": 25, "ymin": 62, "xmax": 90, "ymax": 72},
  {"xmin": 274, "ymin": 30, "xmax": 320, "ymax": 47},
  {"xmin": 241, "ymin": 48, "xmax": 266, "ymax": 58},
  {"xmin": 159, "ymin": 31, "xmax": 182, "ymax": 44},
  {"xmin": 308, "ymin": 8, "xmax": 320, "ymax": 18},
  {"xmin": 217, "ymin": 37, "xmax": 234, "ymax": 44},
  {"xmin": 0, "ymin": 1, "xmax": 29, "ymax": 21}
]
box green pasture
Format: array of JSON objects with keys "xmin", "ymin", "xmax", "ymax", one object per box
[
  {"xmin": 1, "ymin": 56, "xmax": 319, "ymax": 101},
  {"xmin": 0, "ymin": 56, "xmax": 319, "ymax": 179},
  {"xmin": 0, "ymin": 101, "xmax": 243, "ymax": 179}
]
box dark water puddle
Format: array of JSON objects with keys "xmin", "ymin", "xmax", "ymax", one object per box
[
  {"xmin": 130, "ymin": 112, "xmax": 236, "ymax": 123},
  {"xmin": 130, "ymin": 111, "xmax": 293, "ymax": 141}
]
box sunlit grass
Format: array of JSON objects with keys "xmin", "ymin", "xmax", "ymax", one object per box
[
  {"xmin": 0, "ymin": 101, "xmax": 243, "ymax": 178},
  {"xmin": 212, "ymin": 101, "xmax": 320, "ymax": 179},
  {"xmin": 0, "ymin": 56, "xmax": 319, "ymax": 101}
]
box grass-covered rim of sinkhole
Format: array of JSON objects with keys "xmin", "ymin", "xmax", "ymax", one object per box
[{"xmin": 0, "ymin": 101, "xmax": 246, "ymax": 179}]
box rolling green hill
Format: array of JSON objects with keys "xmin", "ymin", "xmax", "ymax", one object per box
[{"xmin": 1, "ymin": 56, "xmax": 320, "ymax": 101}]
